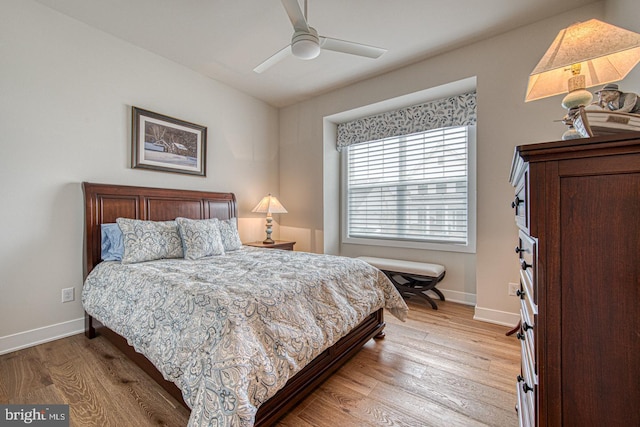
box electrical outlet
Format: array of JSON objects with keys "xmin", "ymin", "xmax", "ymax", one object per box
[
  {"xmin": 61, "ymin": 287, "xmax": 75, "ymax": 303},
  {"xmin": 508, "ymin": 282, "xmax": 520, "ymax": 296}
]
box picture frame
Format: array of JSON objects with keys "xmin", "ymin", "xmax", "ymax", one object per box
[{"xmin": 132, "ymin": 107, "xmax": 207, "ymax": 176}]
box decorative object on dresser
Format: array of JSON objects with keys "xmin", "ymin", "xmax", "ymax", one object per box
[
  {"xmin": 251, "ymin": 193, "xmax": 288, "ymax": 244},
  {"xmin": 572, "ymin": 106, "xmax": 640, "ymax": 138},
  {"xmin": 131, "ymin": 107, "xmax": 207, "ymax": 176},
  {"xmin": 572, "ymin": 83, "xmax": 640, "ymax": 138},
  {"xmin": 524, "ymin": 19, "xmax": 640, "ymax": 140},
  {"xmin": 594, "ymin": 83, "xmax": 640, "ymax": 114},
  {"xmin": 509, "ymin": 132, "xmax": 640, "ymax": 426},
  {"xmin": 245, "ymin": 240, "xmax": 295, "ymax": 251}
]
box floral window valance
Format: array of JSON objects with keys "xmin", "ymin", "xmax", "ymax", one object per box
[{"xmin": 336, "ymin": 91, "xmax": 477, "ymax": 151}]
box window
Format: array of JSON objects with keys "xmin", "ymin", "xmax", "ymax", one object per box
[{"xmin": 342, "ymin": 125, "xmax": 476, "ymax": 252}]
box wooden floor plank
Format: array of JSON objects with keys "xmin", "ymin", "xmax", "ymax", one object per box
[
  {"xmin": 366, "ymin": 380, "xmax": 487, "ymax": 427},
  {"xmin": 7, "ymin": 383, "xmax": 65, "ymax": 406},
  {"xmin": 340, "ymin": 351, "xmax": 507, "ymax": 426},
  {"xmin": 318, "ymin": 374, "xmax": 478, "ymax": 427},
  {"xmin": 0, "ymin": 301, "xmax": 519, "ymax": 426},
  {"xmin": 320, "ymin": 369, "xmax": 379, "ymax": 397},
  {"xmin": 43, "ymin": 359, "xmax": 115, "ymax": 427},
  {"xmin": 0, "ymin": 374, "xmax": 8, "ymax": 404},
  {"xmin": 0, "ymin": 346, "xmax": 53, "ymax": 400},
  {"xmin": 290, "ymin": 392, "xmax": 370, "ymax": 427},
  {"xmin": 77, "ymin": 334, "xmax": 190, "ymax": 426},
  {"xmin": 275, "ymin": 414, "xmax": 316, "ymax": 427},
  {"xmin": 378, "ymin": 330, "xmax": 518, "ymax": 394}
]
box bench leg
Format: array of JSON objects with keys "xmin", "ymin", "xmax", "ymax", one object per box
[
  {"xmin": 411, "ymin": 290, "xmax": 439, "ymax": 310},
  {"xmin": 383, "ymin": 272, "xmax": 443, "ymax": 310},
  {"xmin": 430, "ymin": 286, "xmax": 446, "ymax": 302}
]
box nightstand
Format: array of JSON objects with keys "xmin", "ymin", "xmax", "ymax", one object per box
[{"xmin": 244, "ymin": 240, "xmax": 296, "ymax": 251}]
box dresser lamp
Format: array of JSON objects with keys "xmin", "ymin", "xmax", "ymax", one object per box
[
  {"xmin": 252, "ymin": 194, "xmax": 288, "ymax": 244},
  {"xmin": 524, "ymin": 19, "xmax": 640, "ymax": 139}
]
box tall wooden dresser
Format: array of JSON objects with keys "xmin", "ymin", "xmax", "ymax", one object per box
[{"xmin": 509, "ymin": 132, "xmax": 640, "ymax": 426}]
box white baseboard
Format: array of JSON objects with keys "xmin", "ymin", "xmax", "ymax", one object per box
[
  {"xmin": 439, "ymin": 289, "xmax": 476, "ymax": 306},
  {"xmin": 0, "ymin": 317, "xmax": 84, "ymax": 356},
  {"xmin": 473, "ymin": 305, "xmax": 520, "ymax": 327}
]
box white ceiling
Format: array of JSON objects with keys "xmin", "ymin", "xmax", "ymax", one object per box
[{"xmin": 34, "ymin": 0, "xmax": 597, "ymax": 107}]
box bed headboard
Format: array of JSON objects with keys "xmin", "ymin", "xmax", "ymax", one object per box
[{"xmin": 82, "ymin": 182, "xmax": 237, "ymax": 278}]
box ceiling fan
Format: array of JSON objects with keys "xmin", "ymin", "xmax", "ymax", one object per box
[{"xmin": 253, "ymin": 0, "xmax": 387, "ymax": 73}]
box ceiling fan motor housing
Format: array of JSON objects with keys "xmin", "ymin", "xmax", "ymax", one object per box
[{"xmin": 291, "ymin": 27, "xmax": 320, "ymax": 59}]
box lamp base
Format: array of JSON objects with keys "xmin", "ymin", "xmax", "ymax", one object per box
[
  {"xmin": 562, "ymin": 88, "xmax": 593, "ymax": 110},
  {"xmin": 562, "ymin": 126, "xmax": 583, "ymax": 140},
  {"xmin": 557, "ymin": 82, "xmax": 594, "ymax": 139},
  {"xmin": 561, "ymin": 104, "xmax": 590, "ymax": 140},
  {"xmin": 262, "ymin": 216, "xmax": 274, "ymax": 244}
]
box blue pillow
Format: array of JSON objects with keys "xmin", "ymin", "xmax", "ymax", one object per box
[{"xmin": 101, "ymin": 223, "xmax": 124, "ymax": 261}]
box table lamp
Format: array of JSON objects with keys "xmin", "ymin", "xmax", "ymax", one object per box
[
  {"xmin": 524, "ymin": 19, "xmax": 640, "ymax": 139},
  {"xmin": 252, "ymin": 194, "xmax": 288, "ymax": 244}
]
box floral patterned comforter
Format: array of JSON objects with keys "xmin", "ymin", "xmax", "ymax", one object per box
[{"xmin": 82, "ymin": 247, "xmax": 408, "ymax": 426}]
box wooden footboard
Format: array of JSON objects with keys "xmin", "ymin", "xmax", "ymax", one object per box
[{"xmin": 86, "ymin": 309, "xmax": 385, "ymax": 425}]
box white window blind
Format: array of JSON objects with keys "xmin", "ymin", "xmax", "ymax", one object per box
[{"xmin": 346, "ymin": 126, "xmax": 469, "ymax": 245}]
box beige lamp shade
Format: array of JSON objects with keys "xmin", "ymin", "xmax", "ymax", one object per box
[
  {"xmin": 251, "ymin": 194, "xmax": 288, "ymax": 214},
  {"xmin": 525, "ymin": 19, "xmax": 640, "ymax": 102}
]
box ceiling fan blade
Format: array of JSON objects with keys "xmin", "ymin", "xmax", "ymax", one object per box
[
  {"xmin": 281, "ymin": 0, "xmax": 309, "ymax": 32},
  {"xmin": 320, "ymin": 37, "xmax": 387, "ymax": 59},
  {"xmin": 253, "ymin": 45, "xmax": 292, "ymax": 73}
]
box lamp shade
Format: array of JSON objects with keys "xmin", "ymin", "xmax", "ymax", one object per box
[
  {"xmin": 251, "ymin": 194, "xmax": 288, "ymax": 214},
  {"xmin": 525, "ymin": 19, "xmax": 640, "ymax": 102}
]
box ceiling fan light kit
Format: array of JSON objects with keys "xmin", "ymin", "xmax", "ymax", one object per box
[
  {"xmin": 291, "ymin": 28, "xmax": 321, "ymax": 59},
  {"xmin": 253, "ymin": 0, "xmax": 387, "ymax": 73}
]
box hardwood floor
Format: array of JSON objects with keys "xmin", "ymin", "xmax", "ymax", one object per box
[{"xmin": 0, "ymin": 300, "xmax": 520, "ymax": 426}]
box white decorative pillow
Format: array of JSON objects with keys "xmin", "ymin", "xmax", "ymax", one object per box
[
  {"xmin": 175, "ymin": 217, "xmax": 225, "ymax": 260},
  {"xmin": 116, "ymin": 218, "xmax": 184, "ymax": 264},
  {"xmin": 218, "ymin": 217, "xmax": 243, "ymax": 251}
]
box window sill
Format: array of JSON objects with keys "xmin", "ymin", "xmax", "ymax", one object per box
[{"xmin": 342, "ymin": 236, "xmax": 476, "ymax": 254}]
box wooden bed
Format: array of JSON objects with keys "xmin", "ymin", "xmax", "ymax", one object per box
[{"xmin": 82, "ymin": 182, "xmax": 386, "ymax": 426}]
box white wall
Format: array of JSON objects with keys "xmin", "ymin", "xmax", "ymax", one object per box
[
  {"xmin": 278, "ymin": 1, "xmax": 634, "ymax": 325},
  {"xmin": 606, "ymin": 0, "xmax": 640, "ymax": 89},
  {"xmin": 0, "ymin": 0, "xmax": 278, "ymax": 353}
]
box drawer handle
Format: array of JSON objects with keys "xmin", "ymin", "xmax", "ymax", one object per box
[
  {"xmin": 517, "ymin": 375, "xmax": 524, "ymax": 383},
  {"xmin": 522, "ymin": 322, "xmax": 533, "ymax": 332},
  {"xmin": 516, "ymin": 289, "xmax": 525, "ymax": 299},
  {"xmin": 520, "ymin": 259, "xmax": 532, "ymax": 270},
  {"xmin": 522, "ymin": 383, "xmax": 534, "ymax": 393},
  {"xmin": 515, "ymin": 246, "xmax": 526, "ymax": 254},
  {"xmin": 511, "ymin": 196, "xmax": 524, "ymax": 209},
  {"xmin": 516, "ymin": 332, "xmax": 525, "ymax": 340}
]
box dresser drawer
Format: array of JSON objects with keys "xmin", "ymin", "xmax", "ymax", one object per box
[
  {"xmin": 516, "ymin": 231, "xmax": 537, "ymax": 304},
  {"xmin": 519, "ymin": 340, "xmax": 536, "ymax": 410},
  {"xmin": 517, "ymin": 377, "xmax": 535, "ymax": 427},
  {"xmin": 519, "ymin": 303, "xmax": 537, "ymax": 382},
  {"xmin": 519, "ymin": 270, "xmax": 537, "ymax": 317},
  {"xmin": 511, "ymin": 164, "xmax": 529, "ymax": 231}
]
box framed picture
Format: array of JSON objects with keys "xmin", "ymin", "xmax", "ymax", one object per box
[{"xmin": 132, "ymin": 107, "xmax": 207, "ymax": 176}]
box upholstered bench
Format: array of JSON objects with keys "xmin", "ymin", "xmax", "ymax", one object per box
[{"xmin": 358, "ymin": 256, "xmax": 446, "ymax": 309}]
